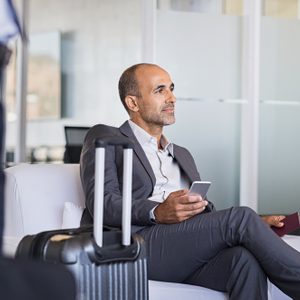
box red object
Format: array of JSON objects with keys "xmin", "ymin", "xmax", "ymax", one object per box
[{"xmin": 272, "ymin": 212, "xmax": 300, "ymax": 237}]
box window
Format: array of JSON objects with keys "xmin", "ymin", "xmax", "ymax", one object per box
[{"xmin": 5, "ymin": 31, "xmax": 61, "ymax": 122}]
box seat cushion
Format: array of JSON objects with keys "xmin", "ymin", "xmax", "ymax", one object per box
[
  {"xmin": 4, "ymin": 163, "xmax": 85, "ymax": 238},
  {"xmin": 149, "ymin": 280, "xmax": 228, "ymax": 300},
  {"xmin": 62, "ymin": 201, "xmax": 84, "ymax": 228}
]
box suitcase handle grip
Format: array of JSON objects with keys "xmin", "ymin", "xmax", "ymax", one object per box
[
  {"xmin": 95, "ymin": 136, "xmax": 133, "ymax": 148},
  {"xmin": 94, "ymin": 136, "xmax": 133, "ymax": 248}
]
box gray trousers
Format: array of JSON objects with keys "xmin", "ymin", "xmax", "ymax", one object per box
[{"xmin": 137, "ymin": 207, "xmax": 300, "ymax": 300}]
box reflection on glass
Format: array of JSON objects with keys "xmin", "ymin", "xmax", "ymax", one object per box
[
  {"xmin": 27, "ymin": 31, "xmax": 61, "ymax": 120},
  {"xmin": 263, "ymin": 0, "xmax": 298, "ymax": 18},
  {"xmin": 159, "ymin": 0, "xmax": 223, "ymax": 13},
  {"xmin": 224, "ymin": 0, "xmax": 243, "ymax": 16},
  {"xmin": 5, "ymin": 31, "xmax": 61, "ymax": 121},
  {"xmin": 157, "ymin": 0, "xmax": 243, "ymax": 15},
  {"xmin": 5, "ymin": 43, "xmax": 16, "ymax": 122},
  {"xmin": 6, "ymin": 32, "xmax": 61, "ymax": 122}
]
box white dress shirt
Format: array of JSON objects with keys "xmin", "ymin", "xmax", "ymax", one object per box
[{"xmin": 128, "ymin": 120, "xmax": 189, "ymax": 204}]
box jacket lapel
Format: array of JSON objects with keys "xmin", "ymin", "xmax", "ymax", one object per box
[
  {"xmin": 119, "ymin": 121, "xmax": 156, "ymax": 189},
  {"xmin": 173, "ymin": 145, "xmax": 200, "ymax": 183}
]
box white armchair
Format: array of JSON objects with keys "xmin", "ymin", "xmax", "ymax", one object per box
[{"xmin": 3, "ymin": 163, "xmax": 299, "ymax": 300}]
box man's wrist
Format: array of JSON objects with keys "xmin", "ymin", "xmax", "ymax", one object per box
[{"xmin": 149, "ymin": 205, "xmax": 158, "ymax": 223}]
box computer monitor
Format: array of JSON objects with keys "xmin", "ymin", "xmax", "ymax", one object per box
[{"xmin": 63, "ymin": 126, "xmax": 90, "ymax": 163}]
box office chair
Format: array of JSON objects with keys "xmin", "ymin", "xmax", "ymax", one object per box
[{"xmin": 63, "ymin": 126, "xmax": 90, "ymax": 163}]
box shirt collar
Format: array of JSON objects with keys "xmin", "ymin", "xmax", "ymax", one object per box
[{"xmin": 128, "ymin": 120, "xmax": 174, "ymax": 157}]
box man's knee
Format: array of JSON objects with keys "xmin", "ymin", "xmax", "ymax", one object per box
[
  {"xmin": 232, "ymin": 206, "xmax": 260, "ymax": 223},
  {"xmin": 236, "ymin": 206, "xmax": 257, "ymax": 216}
]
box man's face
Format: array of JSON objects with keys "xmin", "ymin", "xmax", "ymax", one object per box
[{"xmin": 133, "ymin": 65, "xmax": 176, "ymax": 128}]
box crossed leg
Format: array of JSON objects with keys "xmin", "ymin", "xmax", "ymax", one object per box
[
  {"xmin": 185, "ymin": 246, "xmax": 267, "ymax": 299},
  {"xmin": 138, "ymin": 207, "xmax": 300, "ymax": 300}
]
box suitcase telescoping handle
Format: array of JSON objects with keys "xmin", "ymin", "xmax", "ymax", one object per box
[{"xmin": 94, "ymin": 137, "xmax": 133, "ymax": 247}]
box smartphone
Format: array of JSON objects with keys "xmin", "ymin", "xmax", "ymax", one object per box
[{"xmin": 189, "ymin": 181, "xmax": 211, "ymax": 199}]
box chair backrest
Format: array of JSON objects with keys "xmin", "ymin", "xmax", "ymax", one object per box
[
  {"xmin": 4, "ymin": 163, "xmax": 85, "ymax": 239},
  {"xmin": 64, "ymin": 126, "xmax": 90, "ymax": 163}
]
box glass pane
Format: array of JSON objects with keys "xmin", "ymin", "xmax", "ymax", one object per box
[
  {"xmin": 261, "ymin": 18, "xmax": 300, "ymax": 103},
  {"xmin": 165, "ymin": 102, "xmax": 241, "ymax": 210},
  {"xmin": 156, "ymin": 9, "xmax": 243, "ymax": 209},
  {"xmin": 258, "ymin": 3, "xmax": 300, "ymax": 214},
  {"xmin": 156, "ymin": 11, "xmax": 242, "ymax": 100},
  {"xmin": 258, "ymin": 105, "xmax": 300, "ymax": 214}
]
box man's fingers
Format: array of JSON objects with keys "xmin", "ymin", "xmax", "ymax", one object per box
[
  {"xmin": 177, "ymin": 189, "xmax": 189, "ymax": 195},
  {"xmin": 177, "ymin": 193, "xmax": 203, "ymax": 204},
  {"xmin": 274, "ymin": 216, "xmax": 286, "ymax": 227},
  {"xmin": 178, "ymin": 206, "xmax": 207, "ymax": 221},
  {"xmin": 179, "ymin": 200, "xmax": 208, "ymax": 211},
  {"xmin": 160, "ymin": 189, "xmax": 208, "ymax": 223},
  {"xmin": 262, "ymin": 215, "xmax": 286, "ymax": 228},
  {"xmin": 167, "ymin": 189, "xmax": 189, "ymax": 200}
]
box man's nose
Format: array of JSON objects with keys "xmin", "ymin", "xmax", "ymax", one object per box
[{"xmin": 166, "ymin": 90, "xmax": 176, "ymax": 103}]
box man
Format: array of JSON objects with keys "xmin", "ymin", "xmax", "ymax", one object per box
[{"xmin": 80, "ymin": 63, "xmax": 300, "ymax": 299}]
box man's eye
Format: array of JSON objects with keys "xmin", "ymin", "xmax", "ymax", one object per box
[{"xmin": 155, "ymin": 88, "xmax": 164, "ymax": 94}]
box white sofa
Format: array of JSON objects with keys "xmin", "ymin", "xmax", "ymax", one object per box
[{"xmin": 3, "ymin": 163, "xmax": 299, "ymax": 300}]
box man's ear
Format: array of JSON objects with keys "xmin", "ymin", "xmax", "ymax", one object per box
[{"xmin": 125, "ymin": 95, "xmax": 139, "ymax": 112}]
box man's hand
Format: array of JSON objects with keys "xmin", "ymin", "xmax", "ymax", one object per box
[
  {"xmin": 261, "ymin": 215, "xmax": 286, "ymax": 228},
  {"xmin": 154, "ymin": 189, "xmax": 208, "ymax": 224}
]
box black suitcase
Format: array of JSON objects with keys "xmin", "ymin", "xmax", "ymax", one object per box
[{"xmin": 16, "ymin": 136, "xmax": 149, "ymax": 300}]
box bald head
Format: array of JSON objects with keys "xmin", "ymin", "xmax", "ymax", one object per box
[{"xmin": 118, "ymin": 63, "xmax": 163, "ymax": 112}]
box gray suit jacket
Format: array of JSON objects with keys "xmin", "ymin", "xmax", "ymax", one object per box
[{"xmin": 80, "ymin": 121, "xmax": 215, "ymax": 232}]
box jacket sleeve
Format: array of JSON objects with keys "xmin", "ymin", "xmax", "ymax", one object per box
[{"xmin": 80, "ymin": 125, "xmax": 159, "ymax": 227}]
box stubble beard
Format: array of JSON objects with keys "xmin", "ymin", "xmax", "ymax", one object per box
[
  {"xmin": 162, "ymin": 113, "xmax": 175, "ymax": 126},
  {"xmin": 147, "ymin": 112, "xmax": 175, "ymax": 127}
]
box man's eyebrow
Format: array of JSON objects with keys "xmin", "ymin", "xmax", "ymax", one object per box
[
  {"xmin": 153, "ymin": 83, "xmax": 175, "ymax": 91},
  {"xmin": 154, "ymin": 84, "xmax": 166, "ymax": 91}
]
